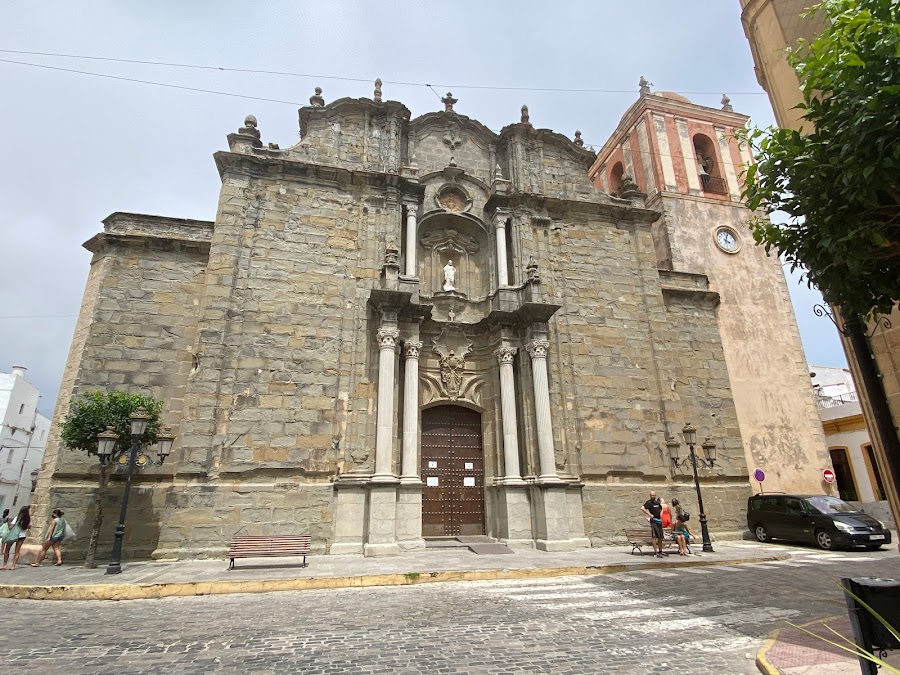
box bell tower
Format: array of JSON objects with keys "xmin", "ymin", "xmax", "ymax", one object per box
[{"xmin": 589, "ymin": 80, "xmax": 830, "ymax": 494}]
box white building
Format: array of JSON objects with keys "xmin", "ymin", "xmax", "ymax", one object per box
[
  {"xmin": 0, "ymin": 367, "xmax": 50, "ymax": 514},
  {"xmin": 811, "ymin": 365, "xmax": 893, "ymax": 528}
]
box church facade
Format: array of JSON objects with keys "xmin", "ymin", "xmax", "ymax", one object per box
[{"xmin": 33, "ymin": 82, "xmax": 823, "ymax": 559}]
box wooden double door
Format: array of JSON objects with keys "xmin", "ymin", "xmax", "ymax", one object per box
[{"xmin": 421, "ymin": 405, "xmax": 485, "ymax": 537}]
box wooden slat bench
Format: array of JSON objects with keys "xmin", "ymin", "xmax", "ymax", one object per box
[
  {"xmin": 227, "ymin": 534, "xmax": 312, "ymax": 569},
  {"xmin": 623, "ymin": 527, "xmax": 695, "ymax": 556}
]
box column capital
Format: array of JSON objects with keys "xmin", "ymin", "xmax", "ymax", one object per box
[
  {"xmin": 403, "ymin": 199, "xmax": 419, "ymax": 212},
  {"xmin": 403, "ymin": 340, "xmax": 423, "ymax": 359},
  {"xmin": 376, "ymin": 328, "xmax": 400, "ymax": 350},
  {"xmin": 494, "ymin": 346, "xmax": 517, "ymax": 364},
  {"xmin": 492, "ymin": 209, "xmax": 512, "ymax": 228},
  {"xmin": 526, "ymin": 340, "xmax": 550, "ymax": 360}
]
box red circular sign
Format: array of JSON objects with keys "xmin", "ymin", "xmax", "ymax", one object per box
[{"xmin": 823, "ymin": 469, "xmax": 836, "ymax": 484}]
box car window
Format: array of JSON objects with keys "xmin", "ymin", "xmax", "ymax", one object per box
[
  {"xmin": 804, "ymin": 496, "xmax": 858, "ymax": 514},
  {"xmin": 760, "ymin": 496, "xmax": 783, "ymax": 512},
  {"xmin": 784, "ymin": 498, "xmax": 804, "ymax": 514}
]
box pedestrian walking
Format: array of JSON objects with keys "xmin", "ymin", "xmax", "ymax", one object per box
[
  {"xmin": 1, "ymin": 509, "xmax": 9, "ymax": 526},
  {"xmin": 640, "ymin": 490, "xmax": 665, "ymax": 558},
  {"xmin": 31, "ymin": 509, "xmax": 67, "ymax": 567},
  {"xmin": 1, "ymin": 505, "xmax": 31, "ymax": 570}
]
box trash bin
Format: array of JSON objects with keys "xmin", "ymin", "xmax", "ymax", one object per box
[{"xmin": 843, "ymin": 577, "xmax": 900, "ymax": 675}]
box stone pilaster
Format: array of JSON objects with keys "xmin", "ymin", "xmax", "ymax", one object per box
[
  {"xmin": 404, "ymin": 202, "xmax": 418, "ymax": 278},
  {"xmin": 527, "ymin": 339, "xmax": 561, "ymax": 482},
  {"xmin": 493, "ymin": 210, "xmax": 511, "ymax": 287},
  {"xmin": 494, "ymin": 346, "xmax": 523, "ymax": 483},
  {"xmin": 373, "ymin": 327, "xmax": 400, "ymax": 481},
  {"xmin": 400, "ymin": 340, "xmax": 422, "ymax": 482}
]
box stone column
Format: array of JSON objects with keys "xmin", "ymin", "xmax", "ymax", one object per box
[
  {"xmin": 400, "ymin": 340, "xmax": 422, "ymax": 482},
  {"xmin": 495, "ymin": 346, "xmax": 523, "ymax": 482},
  {"xmin": 494, "ymin": 212, "xmax": 510, "ymax": 287},
  {"xmin": 404, "ymin": 203, "xmax": 418, "ymax": 277},
  {"xmin": 527, "ymin": 339, "xmax": 560, "ymax": 481},
  {"xmin": 373, "ymin": 327, "xmax": 400, "ymax": 480}
]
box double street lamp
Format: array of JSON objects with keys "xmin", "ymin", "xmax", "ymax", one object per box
[
  {"xmin": 667, "ymin": 423, "xmax": 717, "ymax": 553},
  {"xmin": 96, "ymin": 408, "xmax": 175, "ymax": 575}
]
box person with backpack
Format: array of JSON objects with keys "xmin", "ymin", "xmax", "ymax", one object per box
[
  {"xmin": 31, "ymin": 509, "xmax": 68, "ymax": 567},
  {"xmin": 1, "ymin": 505, "xmax": 31, "ymax": 570}
]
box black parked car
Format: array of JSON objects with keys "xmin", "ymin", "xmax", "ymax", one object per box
[{"xmin": 747, "ymin": 493, "xmax": 892, "ymax": 550}]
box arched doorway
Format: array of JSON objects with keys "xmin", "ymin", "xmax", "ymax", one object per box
[{"xmin": 421, "ymin": 405, "xmax": 485, "ymax": 537}]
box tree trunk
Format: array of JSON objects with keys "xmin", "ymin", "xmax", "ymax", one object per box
[{"xmin": 83, "ymin": 464, "xmax": 111, "ymax": 569}]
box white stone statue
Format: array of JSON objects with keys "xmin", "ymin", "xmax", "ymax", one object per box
[{"xmin": 442, "ymin": 260, "xmax": 456, "ymax": 291}]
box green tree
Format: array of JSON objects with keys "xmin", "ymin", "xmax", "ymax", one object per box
[
  {"xmin": 60, "ymin": 391, "xmax": 163, "ymax": 568},
  {"xmin": 742, "ymin": 0, "xmax": 900, "ymax": 317}
]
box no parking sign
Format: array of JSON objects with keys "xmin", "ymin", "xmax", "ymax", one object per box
[{"xmin": 754, "ymin": 467, "xmax": 765, "ymax": 494}]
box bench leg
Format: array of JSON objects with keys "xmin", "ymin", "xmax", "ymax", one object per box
[
  {"xmin": 229, "ymin": 558, "xmax": 235, "ymax": 570},
  {"xmin": 302, "ymin": 555, "xmax": 307, "ymax": 568}
]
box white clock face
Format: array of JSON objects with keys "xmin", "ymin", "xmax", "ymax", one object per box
[{"xmin": 716, "ymin": 228, "xmax": 739, "ymax": 253}]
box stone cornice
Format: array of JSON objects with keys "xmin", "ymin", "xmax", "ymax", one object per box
[
  {"xmin": 485, "ymin": 192, "xmax": 659, "ymax": 225},
  {"xmin": 83, "ymin": 232, "xmax": 211, "ymax": 257},
  {"xmin": 498, "ymin": 123, "xmax": 597, "ymax": 170},
  {"xmin": 299, "ymin": 97, "xmax": 412, "ymax": 139},
  {"xmin": 214, "ymin": 151, "xmax": 426, "ymax": 198}
]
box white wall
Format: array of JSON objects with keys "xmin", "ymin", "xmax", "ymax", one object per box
[{"xmin": 0, "ymin": 369, "xmax": 47, "ymax": 513}]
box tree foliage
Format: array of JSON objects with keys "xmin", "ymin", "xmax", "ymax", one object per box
[
  {"xmin": 742, "ymin": 0, "xmax": 900, "ymax": 317},
  {"xmin": 60, "ymin": 391, "xmax": 163, "ymax": 459}
]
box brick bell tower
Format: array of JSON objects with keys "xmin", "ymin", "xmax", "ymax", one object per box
[{"xmin": 589, "ymin": 78, "xmax": 830, "ymax": 495}]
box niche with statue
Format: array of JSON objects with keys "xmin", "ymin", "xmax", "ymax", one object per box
[{"xmin": 417, "ymin": 211, "xmax": 491, "ymax": 301}]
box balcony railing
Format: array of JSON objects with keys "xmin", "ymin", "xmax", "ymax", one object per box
[
  {"xmin": 817, "ymin": 392, "xmax": 859, "ymax": 408},
  {"xmin": 699, "ymin": 174, "xmax": 728, "ymax": 195}
]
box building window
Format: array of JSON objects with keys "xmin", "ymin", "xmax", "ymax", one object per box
[
  {"xmin": 863, "ymin": 444, "xmax": 887, "ymax": 501},
  {"xmin": 5, "ymin": 449, "xmax": 13, "ymax": 464},
  {"xmin": 609, "ymin": 162, "xmax": 625, "ymax": 193},
  {"xmin": 693, "ymin": 134, "xmax": 727, "ymax": 195},
  {"xmin": 828, "ymin": 447, "xmax": 859, "ymax": 501},
  {"xmin": 18, "ymin": 404, "xmax": 24, "ymax": 415}
]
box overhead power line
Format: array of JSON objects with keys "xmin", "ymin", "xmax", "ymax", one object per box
[{"xmin": 0, "ymin": 48, "xmax": 767, "ymax": 96}]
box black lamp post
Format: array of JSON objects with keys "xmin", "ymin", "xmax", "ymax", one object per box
[
  {"xmin": 667, "ymin": 423, "xmax": 717, "ymax": 553},
  {"xmin": 95, "ymin": 411, "xmax": 175, "ymax": 575}
]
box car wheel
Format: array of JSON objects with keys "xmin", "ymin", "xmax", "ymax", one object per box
[
  {"xmin": 864, "ymin": 544, "xmax": 883, "ymax": 551},
  {"xmin": 754, "ymin": 524, "xmax": 769, "ymax": 543},
  {"xmin": 815, "ymin": 530, "xmax": 835, "ymax": 550}
]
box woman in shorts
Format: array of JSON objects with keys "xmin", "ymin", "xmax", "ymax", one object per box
[{"xmin": 31, "ymin": 509, "xmax": 67, "ymax": 567}]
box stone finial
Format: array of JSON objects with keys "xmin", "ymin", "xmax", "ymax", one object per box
[
  {"xmin": 384, "ymin": 240, "xmax": 400, "ymax": 267},
  {"xmin": 449, "ymin": 155, "xmax": 457, "ymax": 168},
  {"xmin": 620, "ymin": 173, "xmax": 639, "ymax": 193},
  {"xmin": 442, "ymin": 92, "xmax": 458, "ymax": 112},
  {"xmin": 521, "ymin": 104, "xmax": 530, "ymax": 125},
  {"xmin": 310, "ymin": 86, "xmax": 325, "ymax": 107},
  {"xmin": 374, "ymin": 78, "xmax": 383, "ymax": 103},
  {"xmin": 267, "ymin": 142, "xmax": 280, "ymax": 150},
  {"xmin": 721, "ymin": 94, "xmax": 733, "ymax": 112},
  {"xmin": 494, "ymin": 164, "xmax": 504, "ymax": 181},
  {"xmin": 238, "ymin": 114, "xmax": 261, "ymax": 140},
  {"xmin": 639, "ymin": 76, "xmax": 651, "ymax": 95},
  {"xmin": 574, "ymin": 130, "xmax": 584, "ymax": 147},
  {"xmin": 526, "ymin": 256, "xmax": 540, "ymax": 283}
]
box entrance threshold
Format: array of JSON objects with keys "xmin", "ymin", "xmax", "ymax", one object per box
[{"xmin": 425, "ymin": 536, "xmax": 514, "ymax": 555}]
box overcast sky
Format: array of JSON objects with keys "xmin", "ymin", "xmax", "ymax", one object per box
[{"xmin": 0, "ymin": 1, "xmax": 846, "ymax": 416}]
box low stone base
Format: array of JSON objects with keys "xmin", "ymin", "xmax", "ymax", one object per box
[
  {"xmin": 328, "ymin": 542, "xmax": 364, "ymax": 555},
  {"xmin": 499, "ymin": 538, "xmax": 535, "ymax": 551},
  {"xmin": 535, "ymin": 538, "xmax": 578, "ymax": 552},
  {"xmin": 363, "ymin": 542, "xmax": 401, "ymax": 557}
]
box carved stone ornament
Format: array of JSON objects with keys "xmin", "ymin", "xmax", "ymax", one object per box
[
  {"xmin": 310, "ymin": 86, "xmax": 325, "ymax": 107},
  {"xmin": 420, "ymin": 228, "xmax": 479, "ymax": 253},
  {"xmin": 639, "ymin": 76, "xmax": 651, "ymax": 95},
  {"xmin": 383, "ymin": 240, "xmax": 400, "ymax": 267},
  {"xmin": 432, "ymin": 327, "xmax": 473, "ymax": 400},
  {"xmin": 238, "ymin": 114, "xmax": 260, "ymax": 139},
  {"xmin": 376, "ymin": 328, "xmax": 399, "ymax": 350},
  {"xmin": 526, "ymin": 340, "xmax": 550, "ymax": 360},
  {"xmin": 437, "ymin": 186, "xmax": 467, "ymax": 212},
  {"xmin": 525, "ymin": 256, "xmax": 540, "ymax": 283},
  {"xmin": 495, "ymin": 346, "xmax": 517, "ymax": 365},
  {"xmin": 442, "ymin": 125, "xmax": 464, "ymax": 150},
  {"xmin": 521, "ymin": 104, "xmax": 530, "ymax": 125},
  {"xmin": 573, "ymin": 130, "xmax": 584, "ymax": 147},
  {"xmin": 403, "ymin": 340, "xmax": 423, "ymax": 359},
  {"xmin": 374, "ymin": 78, "xmax": 383, "ymax": 103}
]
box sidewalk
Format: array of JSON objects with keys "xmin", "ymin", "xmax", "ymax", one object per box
[
  {"xmin": 758, "ymin": 615, "xmax": 900, "ymax": 674},
  {"xmin": 0, "ymin": 540, "xmax": 785, "ymax": 601}
]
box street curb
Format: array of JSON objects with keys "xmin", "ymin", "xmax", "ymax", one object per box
[
  {"xmin": 0, "ymin": 554, "xmax": 789, "ymax": 601},
  {"xmin": 755, "ymin": 628, "xmax": 782, "ymax": 675},
  {"xmin": 755, "ymin": 613, "xmax": 847, "ymax": 675}
]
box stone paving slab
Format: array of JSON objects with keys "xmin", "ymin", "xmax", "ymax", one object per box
[{"xmin": 0, "ymin": 541, "xmax": 788, "ymax": 601}]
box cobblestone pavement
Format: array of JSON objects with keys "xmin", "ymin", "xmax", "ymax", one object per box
[{"xmin": 0, "ymin": 543, "xmax": 896, "ymax": 674}]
